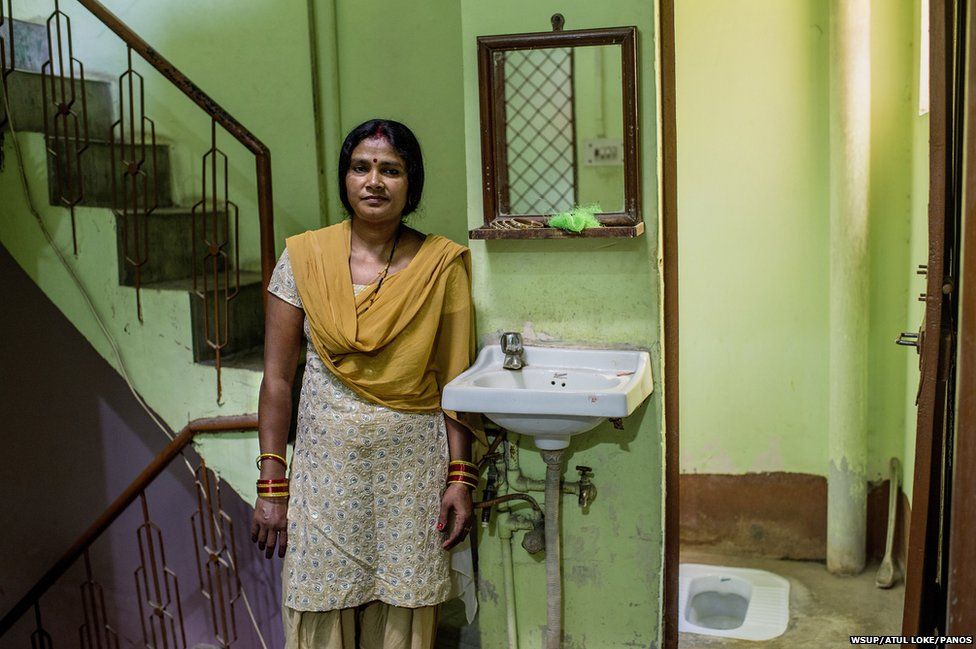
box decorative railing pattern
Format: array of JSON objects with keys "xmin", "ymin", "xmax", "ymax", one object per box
[
  {"xmin": 78, "ymin": 551, "xmax": 120, "ymax": 649},
  {"xmin": 1, "ymin": 0, "xmax": 275, "ymax": 398},
  {"xmin": 0, "ymin": 416, "xmax": 260, "ymax": 647},
  {"xmin": 192, "ymin": 462, "xmax": 242, "ymax": 647},
  {"xmin": 30, "ymin": 606, "xmax": 52, "ymax": 649},
  {"xmin": 134, "ymin": 492, "xmax": 187, "ymax": 649},
  {"xmin": 110, "ymin": 47, "xmax": 159, "ymax": 322},
  {"xmin": 40, "ymin": 0, "xmax": 90, "ymax": 255},
  {"xmin": 193, "ymin": 120, "xmax": 241, "ymax": 401}
]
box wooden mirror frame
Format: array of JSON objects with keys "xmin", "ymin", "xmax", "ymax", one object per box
[{"xmin": 471, "ymin": 26, "xmax": 643, "ymax": 240}]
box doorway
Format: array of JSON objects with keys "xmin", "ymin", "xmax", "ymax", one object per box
[{"xmin": 660, "ymin": 0, "xmax": 951, "ymax": 645}]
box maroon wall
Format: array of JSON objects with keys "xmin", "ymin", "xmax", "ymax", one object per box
[{"xmin": 0, "ymin": 244, "xmax": 283, "ymax": 648}]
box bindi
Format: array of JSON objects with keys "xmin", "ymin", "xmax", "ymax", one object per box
[{"xmin": 373, "ymin": 158, "xmax": 378, "ymax": 163}]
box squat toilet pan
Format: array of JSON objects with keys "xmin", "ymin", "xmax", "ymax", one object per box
[{"xmin": 678, "ymin": 563, "xmax": 790, "ymax": 641}]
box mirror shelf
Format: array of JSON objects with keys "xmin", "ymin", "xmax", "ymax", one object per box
[
  {"xmin": 469, "ymin": 223, "xmax": 644, "ymax": 240},
  {"xmin": 474, "ymin": 25, "xmax": 642, "ymax": 240}
]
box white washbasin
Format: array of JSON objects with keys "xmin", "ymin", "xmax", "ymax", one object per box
[{"xmin": 442, "ymin": 345, "xmax": 653, "ymax": 450}]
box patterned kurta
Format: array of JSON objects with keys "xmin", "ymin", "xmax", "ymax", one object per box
[{"xmin": 269, "ymin": 250, "xmax": 452, "ymax": 611}]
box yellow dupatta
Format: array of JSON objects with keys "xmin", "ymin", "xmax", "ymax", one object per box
[{"xmin": 286, "ymin": 220, "xmax": 485, "ymax": 446}]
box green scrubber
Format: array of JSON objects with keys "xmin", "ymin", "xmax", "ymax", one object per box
[{"xmin": 547, "ymin": 204, "xmax": 603, "ymax": 233}]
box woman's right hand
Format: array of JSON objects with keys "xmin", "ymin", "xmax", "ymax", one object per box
[{"xmin": 251, "ymin": 497, "xmax": 289, "ymax": 559}]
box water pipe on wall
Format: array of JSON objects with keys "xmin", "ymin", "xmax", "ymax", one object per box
[
  {"xmin": 540, "ymin": 449, "xmax": 566, "ymax": 649},
  {"xmin": 826, "ymin": 0, "xmax": 871, "ymax": 575},
  {"xmin": 488, "ymin": 436, "xmax": 595, "ymax": 648},
  {"xmin": 506, "ymin": 436, "xmax": 590, "ymax": 500},
  {"xmin": 501, "ymin": 532, "xmax": 519, "ymax": 649},
  {"xmin": 485, "ymin": 448, "xmax": 544, "ymax": 649},
  {"xmin": 497, "ymin": 509, "xmax": 540, "ymax": 649}
]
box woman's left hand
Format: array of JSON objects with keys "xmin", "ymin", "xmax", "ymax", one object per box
[{"xmin": 438, "ymin": 483, "xmax": 474, "ymax": 550}]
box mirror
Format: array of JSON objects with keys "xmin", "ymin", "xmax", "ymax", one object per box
[{"xmin": 473, "ymin": 26, "xmax": 641, "ymax": 239}]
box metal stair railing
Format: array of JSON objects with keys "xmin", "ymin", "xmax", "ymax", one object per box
[
  {"xmin": 0, "ymin": 415, "xmax": 260, "ymax": 646},
  {"xmin": 0, "ymin": 0, "xmax": 276, "ymax": 399}
]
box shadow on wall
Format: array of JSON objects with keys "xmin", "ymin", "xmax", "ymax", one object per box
[{"xmin": 0, "ymin": 243, "xmax": 282, "ymax": 646}]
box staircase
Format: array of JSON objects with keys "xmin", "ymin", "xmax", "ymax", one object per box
[
  {"xmin": 0, "ymin": 2, "xmax": 275, "ymax": 584},
  {"xmin": 0, "ymin": 7, "xmax": 281, "ymax": 645},
  {"xmin": 2, "ymin": 17, "xmax": 266, "ymax": 373}
]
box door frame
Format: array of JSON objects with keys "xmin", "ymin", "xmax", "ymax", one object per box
[
  {"xmin": 660, "ymin": 0, "xmax": 972, "ymax": 645},
  {"xmin": 945, "ymin": 0, "xmax": 976, "ymax": 634},
  {"xmin": 658, "ymin": 0, "xmax": 679, "ymax": 645},
  {"xmin": 902, "ymin": 0, "xmax": 963, "ymax": 636}
]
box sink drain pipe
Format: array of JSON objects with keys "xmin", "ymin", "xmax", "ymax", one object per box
[{"xmin": 541, "ymin": 449, "xmax": 565, "ymax": 649}]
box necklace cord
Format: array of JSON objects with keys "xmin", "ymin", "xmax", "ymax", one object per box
[
  {"xmin": 374, "ymin": 225, "xmax": 402, "ymax": 295},
  {"xmin": 362, "ymin": 223, "xmax": 402, "ymax": 312}
]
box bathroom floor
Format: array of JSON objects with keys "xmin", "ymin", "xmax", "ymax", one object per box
[{"xmin": 679, "ymin": 549, "xmax": 905, "ymax": 649}]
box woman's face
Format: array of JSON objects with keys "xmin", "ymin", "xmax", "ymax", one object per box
[{"xmin": 345, "ymin": 136, "xmax": 409, "ymax": 225}]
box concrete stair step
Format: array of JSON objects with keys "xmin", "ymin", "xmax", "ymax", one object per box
[
  {"xmin": 1, "ymin": 69, "xmax": 115, "ymax": 136},
  {"xmin": 143, "ymin": 271, "xmax": 264, "ymax": 363},
  {"xmin": 47, "ymin": 137, "xmax": 174, "ymax": 209},
  {"xmin": 1, "ymin": 19, "xmax": 49, "ymax": 74},
  {"xmin": 115, "ymin": 207, "xmax": 233, "ymax": 286}
]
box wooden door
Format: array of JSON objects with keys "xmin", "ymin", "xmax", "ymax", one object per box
[
  {"xmin": 902, "ymin": 0, "xmax": 968, "ymax": 637},
  {"xmin": 945, "ymin": 0, "xmax": 976, "ymax": 635}
]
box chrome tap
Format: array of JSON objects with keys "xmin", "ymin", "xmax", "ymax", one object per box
[
  {"xmin": 501, "ymin": 331, "xmax": 526, "ymax": 370},
  {"xmin": 576, "ymin": 465, "xmax": 597, "ymax": 509}
]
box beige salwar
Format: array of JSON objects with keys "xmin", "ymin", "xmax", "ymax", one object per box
[{"xmin": 283, "ymin": 603, "xmax": 438, "ymax": 649}]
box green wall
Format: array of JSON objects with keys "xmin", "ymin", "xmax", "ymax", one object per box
[
  {"xmin": 867, "ymin": 0, "xmax": 923, "ymax": 497},
  {"xmin": 461, "ymin": 2, "xmax": 664, "ymax": 648},
  {"xmin": 676, "ymin": 0, "xmax": 831, "ymax": 476},
  {"xmin": 676, "ymin": 0, "xmax": 926, "ymax": 488},
  {"xmin": 313, "ymin": 0, "xmax": 470, "ymax": 241},
  {"xmin": 901, "ymin": 0, "xmax": 930, "ymax": 501}
]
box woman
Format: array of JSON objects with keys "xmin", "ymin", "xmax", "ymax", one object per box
[{"xmin": 251, "ymin": 119, "xmax": 485, "ymax": 648}]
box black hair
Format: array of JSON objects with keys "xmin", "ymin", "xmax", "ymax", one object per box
[{"xmin": 338, "ymin": 119, "xmax": 425, "ymax": 218}]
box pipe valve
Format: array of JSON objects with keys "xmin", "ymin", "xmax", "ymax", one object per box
[{"xmin": 576, "ymin": 465, "xmax": 596, "ymax": 508}]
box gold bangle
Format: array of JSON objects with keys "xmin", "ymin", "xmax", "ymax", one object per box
[
  {"xmin": 257, "ymin": 491, "xmax": 290, "ymax": 498},
  {"xmin": 447, "ymin": 479, "xmax": 476, "ymax": 490},
  {"xmin": 256, "ymin": 453, "xmax": 288, "ymax": 470},
  {"xmin": 449, "ymin": 459, "xmax": 477, "ymax": 468},
  {"xmin": 448, "ymin": 470, "xmax": 478, "ymax": 480}
]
